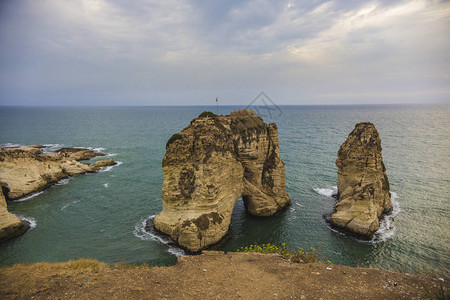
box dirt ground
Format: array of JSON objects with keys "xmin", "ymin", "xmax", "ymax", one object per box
[{"xmin": 0, "ymin": 251, "xmax": 447, "ymax": 299}]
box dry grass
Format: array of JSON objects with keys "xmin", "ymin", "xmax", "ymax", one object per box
[
  {"xmin": 1, "ymin": 253, "xmax": 447, "ymax": 299},
  {"xmin": 5, "ymin": 258, "xmax": 151, "ymax": 273}
]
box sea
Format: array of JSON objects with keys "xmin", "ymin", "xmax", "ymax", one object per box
[{"xmin": 0, "ymin": 104, "xmax": 448, "ymax": 276}]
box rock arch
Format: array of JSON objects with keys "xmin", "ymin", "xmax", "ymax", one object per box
[{"xmin": 153, "ymin": 111, "xmax": 290, "ymax": 252}]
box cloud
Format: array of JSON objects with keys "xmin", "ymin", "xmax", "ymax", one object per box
[{"xmin": 0, "ymin": 0, "xmax": 449, "ymax": 105}]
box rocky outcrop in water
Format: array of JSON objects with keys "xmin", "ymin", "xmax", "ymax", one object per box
[
  {"xmin": 330, "ymin": 122, "xmax": 392, "ymax": 238},
  {"xmin": 153, "ymin": 110, "xmax": 290, "ymax": 252},
  {"xmin": 0, "ymin": 145, "xmax": 116, "ymax": 200},
  {"xmin": 0, "ymin": 145, "xmax": 116, "ymax": 241},
  {"xmin": 0, "ymin": 182, "xmax": 29, "ymax": 241}
]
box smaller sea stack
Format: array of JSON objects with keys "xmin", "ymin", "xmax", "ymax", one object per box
[{"xmin": 330, "ymin": 122, "xmax": 392, "ymax": 238}]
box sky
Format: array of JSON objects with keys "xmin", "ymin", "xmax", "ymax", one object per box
[{"xmin": 0, "ymin": 0, "xmax": 449, "ymax": 106}]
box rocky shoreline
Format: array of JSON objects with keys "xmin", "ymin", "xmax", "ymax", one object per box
[{"xmin": 0, "ymin": 145, "xmax": 116, "ymax": 241}]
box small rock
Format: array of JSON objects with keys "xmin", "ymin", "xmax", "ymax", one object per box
[
  {"xmin": 326, "ymin": 267, "xmax": 332, "ymax": 271},
  {"xmin": 203, "ymin": 269, "xmax": 207, "ymax": 272}
]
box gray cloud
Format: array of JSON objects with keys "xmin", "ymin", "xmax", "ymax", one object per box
[{"xmin": 0, "ymin": 0, "xmax": 449, "ymax": 105}]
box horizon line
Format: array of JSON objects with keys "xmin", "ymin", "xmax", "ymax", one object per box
[{"xmin": 0, "ymin": 102, "xmax": 448, "ymax": 108}]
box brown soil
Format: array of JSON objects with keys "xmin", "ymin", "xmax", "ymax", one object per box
[{"xmin": 0, "ymin": 251, "xmax": 447, "ymax": 299}]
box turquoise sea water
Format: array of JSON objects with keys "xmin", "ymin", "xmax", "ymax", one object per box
[{"xmin": 0, "ymin": 105, "xmax": 449, "ymax": 275}]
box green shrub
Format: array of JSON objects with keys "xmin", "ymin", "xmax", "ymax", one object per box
[
  {"xmin": 198, "ymin": 111, "xmax": 217, "ymax": 118},
  {"xmin": 166, "ymin": 133, "xmax": 183, "ymax": 148},
  {"xmin": 236, "ymin": 243, "xmax": 321, "ymax": 263}
]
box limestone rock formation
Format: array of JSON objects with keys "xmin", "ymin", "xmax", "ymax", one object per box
[
  {"xmin": 0, "ymin": 145, "xmax": 116, "ymax": 241},
  {"xmin": 330, "ymin": 122, "xmax": 392, "ymax": 238},
  {"xmin": 0, "ymin": 182, "xmax": 29, "ymax": 241},
  {"xmin": 153, "ymin": 110, "xmax": 290, "ymax": 252},
  {"xmin": 0, "ymin": 146, "xmax": 116, "ymax": 200}
]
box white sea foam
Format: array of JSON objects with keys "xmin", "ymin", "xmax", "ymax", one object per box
[
  {"xmin": 41, "ymin": 144, "xmax": 64, "ymax": 153},
  {"xmin": 99, "ymin": 161, "xmax": 123, "ymax": 173},
  {"xmin": 15, "ymin": 191, "xmax": 44, "ymax": 202},
  {"xmin": 371, "ymin": 192, "xmax": 402, "ymax": 242},
  {"xmin": 104, "ymin": 183, "xmax": 109, "ymax": 188},
  {"xmin": 322, "ymin": 189, "xmax": 402, "ymax": 243},
  {"xmin": 78, "ymin": 146, "xmax": 105, "ymax": 152},
  {"xmin": 0, "ymin": 143, "xmax": 22, "ymax": 148},
  {"xmin": 14, "ymin": 215, "xmax": 37, "ymax": 229},
  {"xmin": 133, "ymin": 215, "xmax": 185, "ymax": 257},
  {"xmin": 61, "ymin": 200, "xmax": 80, "ymax": 211},
  {"xmin": 106, "ymin": 153, "xmax": 118, "ymax": 157},
  {"xmin": 56, "ymin": 178, "xmax": 71, "ymax": 185},
  {"xmin": 314, "ymin": 186, "xmax": 338, "ymax": 197}
]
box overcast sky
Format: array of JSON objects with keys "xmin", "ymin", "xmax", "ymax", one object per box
[{"xmin": 0, "ymin": 0, "xmax": 449, "ymax": 106}]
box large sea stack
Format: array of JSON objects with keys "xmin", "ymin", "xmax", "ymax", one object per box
[
  {"xmin": 153, "ymin": 110, "xmax": 290, "ymax": 252},
  {"xmin": 330, "ymin": 122, "xmax": 392, "ymax": 238}
]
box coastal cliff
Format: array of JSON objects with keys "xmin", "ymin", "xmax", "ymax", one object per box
[
  {"xmin": 0, "ymin": 145, "xmax": 116, "ymax": 240},
  {"xmin": 0, "ymin": 182, "xmax": 29, "ymax": 241},
  {"xmin": 1, "ymin": 252, "xmax": 446, "ymax": 299},
  {"xmin": 330, "ymin": 123, "xmax": 392, "ymax": 238},
  {"xmin": 153, "ymin": 110, "xmax": 290, "ymax": 252}
]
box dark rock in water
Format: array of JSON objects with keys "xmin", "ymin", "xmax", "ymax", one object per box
[
  {"xmin": 153, "ymin": 110, "xmax": 290, "ymax": 252},
  {"xmin": 330, "ymin": 122, "xmax": 392, "ymax": 239}
]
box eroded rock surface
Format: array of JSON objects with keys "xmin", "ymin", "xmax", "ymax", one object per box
[
  {"xmin": 0, "ymin": 145, "xmax": 116, "ymax": 241},
  {"xmin": 0, "ymin": 146, "xmax": 116, "ymax": 200},
  {"xmin": 330, "ymin": 122, "xmax": 392, "ymax": 238},
  {"xmin": 153, "ymin": 111, "xmax": 290, "ymax": 251},
  {"xmin": 0, "ymin": 182, "xmax": 29, "ymax": 241}
]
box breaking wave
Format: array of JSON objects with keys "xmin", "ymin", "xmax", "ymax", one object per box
[
  {"xmin": 317, "ymin": 186, "xmax": 402, "ymax": 243},
  {"xmin": 371, "ymin": 192, "xmax": 402, "ymax": 242},
  {"xmin": 15, "ymin": 215, "xmax": 37, "ymax": 229},
  {"xmin": 42, "ymin": 144, "xmax": 64, "ymax": 153},
  {"xmin": 56, "ymin": 178, "xmax": 71, "ymax": 185},
  {"xmin": 0, "ymin": 143, "xmax": 22, "ymax": 148},
  {"xmin": 99, "ymin": 161, "xmax": 123, "ymax": 173},
  {"xmin": 133, "ymin": 215, "xmax": 185, "ymax": 257},
  {"xmin": 314, "ymin": 186, "xmax": 338, "ymax": 197},
  {"xmin": 14, "ymin": 191, "xmax": 44, "ymax": 202}
]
